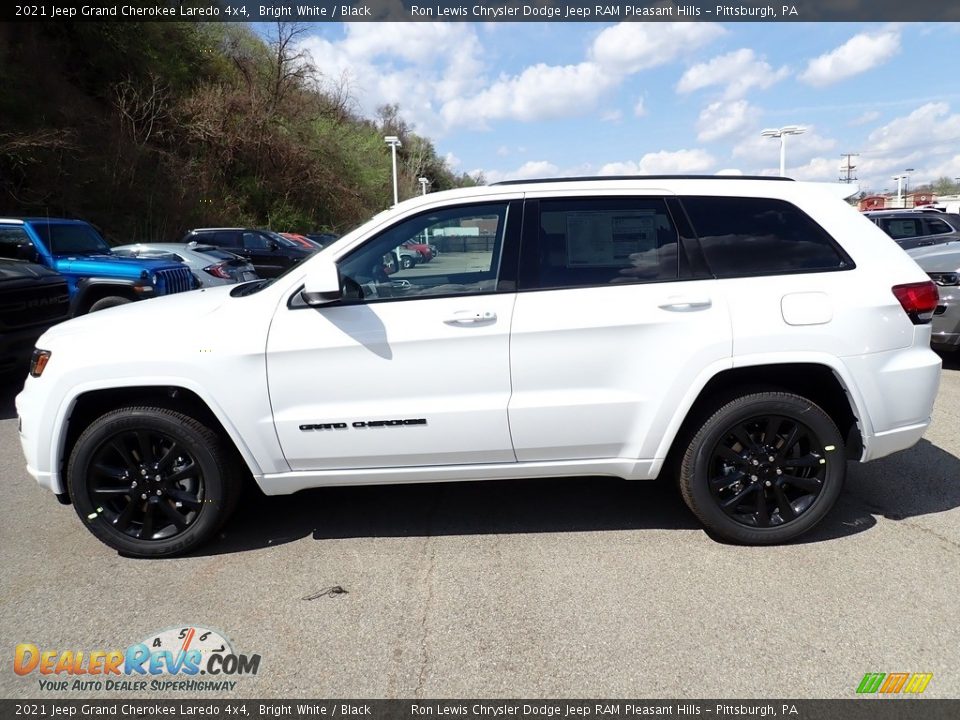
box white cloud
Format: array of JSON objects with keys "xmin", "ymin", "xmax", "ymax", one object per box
[
  {"xmin": 590, "ymin": 23, "xmax": 725, "ymax": 75},
  {"xmin": 798, "ymin": 29, "xmax": 900, "ymax": 87},
  {"xmin": 479, "ymin": 160, "xmax": 561, "ymax": 184},
  {"xmin": 633, "ymin": 98, "xmax": 647, "ymax": 117},
  {"xmin": 599, "ymin": 149, "xmax": 716, "ymax": 176},
  {"xmin": 444, "ymin": 152, "xmax": 461, "ymax": 169},
  {"xmin": 440, "ymin": 62, "xmax": 617, "ymax": 128},
  {"xmin": 496, "ymin": 146, "xmax": 510, "ymax": 157},
  {"xmin": 697, "ymin": 100, "xmax": 755, "ymax": 142},
  {"xmin": 602, "ymin": 109, "xmax": 623, "ymax": 123},
  {"xmin": 849, "ymin": 110, "xmax": 880, "ymax": 126},
  {"xmin": 715, "ymin": 168, "xmax": 745, "ymax": 176},
  {"xmin": 677, "ymin": 49, "xmax": 789, "ymax": 99},
  {"xmin": 852, "ymin": 103, "xmax": 960, "ymax": 190},
  {"xmin": 788, "ymin": 157, "xmax": 843, "ymax": 182},
  {"xmin": 298, "ymin": 23, "xmax": 487, "ymax": 135}
]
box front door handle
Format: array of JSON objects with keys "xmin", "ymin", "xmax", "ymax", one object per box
[
  {"xmin": 658, "ymin": 296, "xmax": 712, "ymax": 312},
  {"xmin": 444, "ymin": 310, "xmax": 497, "ymax": 324}
]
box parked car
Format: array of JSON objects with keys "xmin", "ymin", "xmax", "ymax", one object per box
[
  {"xmin": 0, "ymin": 258, "xmax": 70, "ymax": 376},
  {"xmin": 392, "ymin": 245, "xmax": 422, "ymax": 270},
  {"xmin": 180, "ymin": 228, "xmax": 315, "ymax": 278},
  {"xmin": 908, "ymin": 243, "xmax": 960, "ymax": 352},
  {"xmin": 112, "ymin": 243, "xmax": 259, "ymax": 288},
  {"xmin": 863, "ymin": 209, "xmax": 960, "ymax": 250},
  {"xmin": 17, "ymin": 176, "xmax": 941, "ymax": 557},
  {"xmin": 305, "ymin": 233, "xmax": 340, "ymax": 249},
  {"xmin": 402, "ymin": 241, "xmax": 433, "ymax": 263},
  {"xmin": 280, "ymin": 233, "xmax": 323, "ymax": 251},
  {"xmin": 0, "ymin": 218, "xmax": 195, "ymax": 314}
]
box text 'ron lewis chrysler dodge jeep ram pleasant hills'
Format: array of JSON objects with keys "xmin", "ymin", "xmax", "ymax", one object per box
[{"xmin": 16, "ymin": 177, "xmax": 942, "ymax": 556}]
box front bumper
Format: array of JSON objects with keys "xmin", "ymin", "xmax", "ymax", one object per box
[{"xmin": 931, "ymin": 287, "xmax": 960, "ymax": 350}]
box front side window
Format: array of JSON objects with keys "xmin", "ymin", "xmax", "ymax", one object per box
[
  {"xmin": 243, "ymin": 232, "xmax": 273, "ymax": 251},
  {"xmin": 338, "ymin": 203, "xmax": 508, "ymax": 302},
  {"xmin": 527, "ymin": 197, "xmax": 679, "ymax": 289},
  {"xmin": 682, "ymin": 196, "xmax": 850, "ymax": 277}
]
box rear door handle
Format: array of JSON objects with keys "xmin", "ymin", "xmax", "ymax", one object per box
[
  {"xmin": 444, "ymin": 310, "xmax": 497, "ymax": 324},
  {"xmin": 658, "ymin": 296, "xmax": 712, "ymax": 312}
]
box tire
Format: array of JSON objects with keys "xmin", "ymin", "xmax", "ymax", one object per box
[
  {"xmin": 678, "ymin": 392, "xmax": 845, "ymax": 545},
  {"xmin": 400, "ymin": 255, "xmax": 414, "ymax": 270},
  {"xmin": 88, "ymin": 296, "xmax": 132, "ymax": 313},
  {"xmin": 67, "ymin": 406, "xmax": 242, "ymax": 557}
]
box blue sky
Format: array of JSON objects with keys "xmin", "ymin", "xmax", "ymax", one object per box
[{"xmin": 294, "ymin": 22, "xmax": 960, "ymax": 192}]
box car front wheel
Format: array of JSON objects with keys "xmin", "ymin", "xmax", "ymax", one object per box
[
  {"xmin": 67, "ymin": 406, "xmax": 241, "ymax": 557},
  {"xmin": 678, "ymin": 392, "xmax": 845, "ymax": 545}
]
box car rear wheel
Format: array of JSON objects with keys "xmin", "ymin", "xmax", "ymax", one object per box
[
  {"xmin": 400, "ymin": 255, "xmax": 414, "ymax": 270},
  {"xmin": 678, "ymin": 392, "xmax": 845, "ymax": 545},
  {"xmin": 67, "ymin": 406, "xmax": 241, "ymax": 557}
]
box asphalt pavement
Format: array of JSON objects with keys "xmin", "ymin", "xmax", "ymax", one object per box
[{"xmin": 1, "ymin": 359, "xmax": 958, "ymax": 699}]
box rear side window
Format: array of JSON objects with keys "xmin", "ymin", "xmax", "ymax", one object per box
[
  {"xmin": 879, "ymin": 217, "xmax": 922, "ymax": 239},
  {"xmin": 529, "ymin": 197, "xmax": 678, "ymax": 289},
  {"xmin": 925, "ymin": 218, "xmax": 953, "ymax": 235},
  {"xmin": 682, "ymin": 196, "xmax": 850, "ymax": 277}
]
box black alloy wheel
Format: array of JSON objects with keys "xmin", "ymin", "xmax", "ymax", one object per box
[
  {"xmin": 85, "ymin": 428, "xmax": 205, "ymax": 541},
  {"xmin": 67, "ymin": 406, "xmax": 241, "ymax": 557},
  {"xmin": 678, "ymin": 392, "xmax": 846, "ymax": 545},
  {"xmin": 707, "ymin": 415, "xmax": 826, "ymax": 528}
]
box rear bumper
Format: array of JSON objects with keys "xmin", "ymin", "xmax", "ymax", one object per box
[
  {"xmin": 931, "ymin": 289, "xmax": 960, "ymax": 350},
  {"xmin": 842, "ymin": 338, "xmax": 941, "ymax": 462}
]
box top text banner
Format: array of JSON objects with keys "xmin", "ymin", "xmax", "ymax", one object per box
[{"xmin": 7, "ymin": 0, "xmax": 960, "ymax": 22}]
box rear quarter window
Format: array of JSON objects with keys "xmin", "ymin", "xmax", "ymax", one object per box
[{"xmin": 681, "ymin": 196, "xmax": 851, "ymax": 277}]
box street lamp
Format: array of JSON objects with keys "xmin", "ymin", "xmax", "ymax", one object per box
[
  {"xmin": 892, "ymin": 174, "xmax": 908, "ymax": 208},
  {"xmin": 760, "ymin": 125, "xmax": 806, "ymax": 177},
  {"xmin": 418, "ymin": 177, "xmax": 430, "ymax": 196},
  {"xmin": 904, "ymin": 168, "xmax": 915, "ymax": 204},
  {"xmin": 384, "ymin": 135, "xmax": 402, "ymax": 206}
]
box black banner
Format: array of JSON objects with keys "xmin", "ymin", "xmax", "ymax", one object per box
[
  {"xmin": 2, "ymin": 700, "xmax": 960, "ymax": 720},
  {"xmin": 5, "ymin": 0, "xmax": 960, "ymax": 23}
]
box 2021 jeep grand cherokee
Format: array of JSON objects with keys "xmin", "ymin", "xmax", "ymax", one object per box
[{"xmin": 16, "ymin": 177, "xmax": 942, "ymax": 557}]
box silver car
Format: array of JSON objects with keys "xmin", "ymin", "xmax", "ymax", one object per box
[
  {"xmin": 909, "ymin": 243, "xmax": 960, "ymax": 352},
  {"xmin": 112, "ymin": 242, "xmax": 259, "ymax": 288}
]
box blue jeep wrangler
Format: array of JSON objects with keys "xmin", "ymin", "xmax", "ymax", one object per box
[{"xmin": 0, "ymin": 218, "xmax": 195, "ymax": 314}]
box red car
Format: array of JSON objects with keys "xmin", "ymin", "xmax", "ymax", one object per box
[
  {"xmin": 281, "ymin": 233, "xmax": 323, "ymax": 251},
  {"xmin": 402, "ymin": 241, "xmax": 432, "ymax": 262}
]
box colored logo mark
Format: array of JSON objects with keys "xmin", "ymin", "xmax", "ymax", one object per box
[{"xmin": 857, "ymin": 672, "xmax": 933, "ymax": 694}]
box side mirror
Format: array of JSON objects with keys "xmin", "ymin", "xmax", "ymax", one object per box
[
  {"xmin": 301, "ymin": 258, "xmax": 342, "ymax": 306},
  {"xmin": 268, "ymin": 239, "xmax": 280, "ymax": 251}
]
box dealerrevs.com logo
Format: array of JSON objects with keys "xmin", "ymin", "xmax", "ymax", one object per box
[{"xmin": 14, "ymin": 626, "xmax": 261, "ymax": 692}]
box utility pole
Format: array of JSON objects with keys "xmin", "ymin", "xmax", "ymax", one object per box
[{"xmin": 839, "ymin": 153, "xmax": 859, "ymax": 184}]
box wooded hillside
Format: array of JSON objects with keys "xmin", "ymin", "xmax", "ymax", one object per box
[{"xmin": 0, "ymin": 22, "xmax": 477, "ymax": 242}]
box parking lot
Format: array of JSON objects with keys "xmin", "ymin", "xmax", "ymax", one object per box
[{"xmin": 1, "ymin": 358, "xmax": 958, "ymax": 699}]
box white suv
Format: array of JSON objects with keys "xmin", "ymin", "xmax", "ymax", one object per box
[{"xmin": 16, "ymin": 177, "xmax": 942, "ymax": 557}]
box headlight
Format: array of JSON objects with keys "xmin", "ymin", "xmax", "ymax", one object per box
[
  {"xmin": 929, "ymin": 272, "xmax": 959, "ymax": 286},
  {"xmin": 29, "ymin": 349, "xmax": 51, "ymax": 378}
]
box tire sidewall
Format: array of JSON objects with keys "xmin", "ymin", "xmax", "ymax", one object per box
[
  {"xmin": 685, "ymin": 395, "xmax": 846, "ymax": 544},
  {"xmin": 68, "ymin": 409, "xmax": 226, "ymax": 557}
]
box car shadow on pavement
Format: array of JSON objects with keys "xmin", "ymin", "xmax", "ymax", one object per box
[{"xmin": 198, "ymin": 457, "xmax": 924, "ymax": 557}]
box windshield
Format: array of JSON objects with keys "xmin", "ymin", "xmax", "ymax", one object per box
[{"xmin": 33, "ymin": 222, "xmax": 112, "ymax": 255}]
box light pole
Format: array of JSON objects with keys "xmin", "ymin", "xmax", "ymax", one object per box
[
  {"xmin": 384, "ymin": 135, "xmax": 402, "ymax": 206},
  {"xmin": 904, "ymin": 168, "xmax": 915, "ymax": 205},
  {"xmin": 760, "ymin": 126, "xmax": 806, "ymax": 177},
  {"xmin": 418, "ymin": 177, "xmax": 430, "ymax": 196},
  {"xmin": 892, "ymin": 174, "xmax": 907, "ymax": 208}
]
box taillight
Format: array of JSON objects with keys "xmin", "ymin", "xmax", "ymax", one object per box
[
  {"xmin": 203, "ymin": 263, "xmax": 232, "ymax": 279},
  {"xmin": 892, "ymin": 281, "xmax": 939, "ymax": 324}
]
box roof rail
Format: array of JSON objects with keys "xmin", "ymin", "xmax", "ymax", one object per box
[{"xmin": 490, "ymin": 174, "xmax": 794, "ymax": 186}]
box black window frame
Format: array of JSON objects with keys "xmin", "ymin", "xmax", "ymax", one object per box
[{"xmin": 679, "ymin": 195, "xmax": 855, "ymax": 279}]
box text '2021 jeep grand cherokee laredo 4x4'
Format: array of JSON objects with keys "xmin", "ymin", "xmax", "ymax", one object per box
[{"xmin": 16, "ymin": 177, "xmax": 942, "ymax": 557}]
